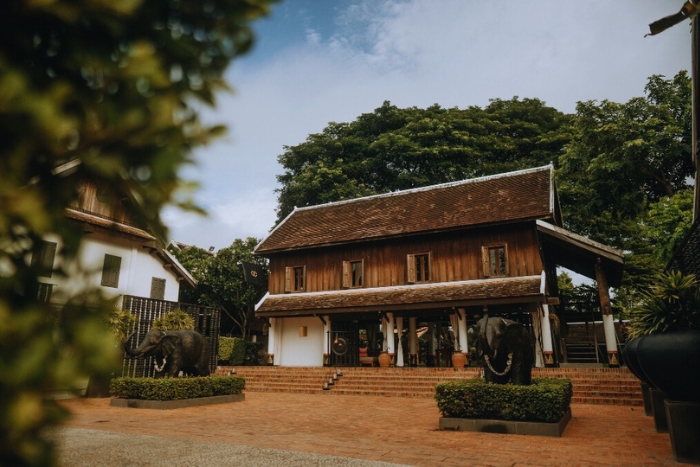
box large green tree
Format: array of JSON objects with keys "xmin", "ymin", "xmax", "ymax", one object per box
[
  {"xmin": 558, "ymin": 70, "xmax": 693, "ymax": 292},
  {"xmin": 173, "ymin": 238, "xmax": 268, "ymax": 338},
  {"xmin": 0, "ymin": 1, "xmax": 274, "ymax": 465},
  {"xmin": 275, "ymin": 98, "xmax": 572, "ymax": 222},
  {"xmin": 275, "ymin": 72, "xmax": 693, "ymax": 313}
]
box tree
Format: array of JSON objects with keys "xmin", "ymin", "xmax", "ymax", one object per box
[
  {"xmin": 557, "ymin": 71, "xmax": 693, "ymax": 297},
  {"xmin": 558, "ymin": 71, "xmax": 692, "ymax": 244},
  {"xmin": 0, "ymin": 1, "xmax": 274, "ymax": 465},
  {"xmin": 275, "ymin": 99, "xmax": 572, "ymax": 222},
  {"xmin": 173, "ymin": 238, "xmax": 268, "ymax": 338}
]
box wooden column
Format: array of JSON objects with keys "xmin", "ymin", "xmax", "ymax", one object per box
[
  {"xmin": 540, "ymin": 304, "xmax": 555, "ymax": 367},
  {"xmin": 267, "ymin": 317, "xmax": 276, "ymax": 365},
  {"xmin": 531, "ymin": 310, "xmax": 544, "ymax": 368},
  {"xmin": 323, "ymin": 315, "xmax": 330, "ymax": 366},
  {"xmin": 408, "ymin": 317, "xmax": 418, "ymax": 366},
  {"xmin": 457, "ymin": 308, "xmax": 468, "ymax": 361},
  {"xmin": 395, "ymin": 317, "xmax": 404, "ymax": 367},
  {"xmin": 387, "ymin": 312, "xmax": 395, "ymax": 366},
  {"xmin": 595, "ymin": 259, "xmax": 619, "ymax": 367}
]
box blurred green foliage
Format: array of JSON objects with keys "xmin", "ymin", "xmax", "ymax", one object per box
[{"xmin": 0, "ymin": 0, "xmax": 274, "ymax": 465}]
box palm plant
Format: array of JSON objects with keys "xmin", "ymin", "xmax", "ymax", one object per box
[{"xmin": 628, "ymin": 271, "xmax": 700, "ymax": 340}]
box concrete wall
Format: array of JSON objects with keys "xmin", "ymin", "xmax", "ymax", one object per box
[
  {"xmin": 278, "ymin": 316, "xmax": 325, "ymax": 367},
  {"xmin": 41, "ymin": 232, "xmax": 181, "ymax": 304}
]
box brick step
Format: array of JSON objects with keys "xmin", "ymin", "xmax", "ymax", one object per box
[{"xmin": 216, "ymin": 366, "xmax": 643, "ymax": 405}]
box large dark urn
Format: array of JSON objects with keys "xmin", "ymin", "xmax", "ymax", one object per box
[
  {"xmin": 635, "ymin": 329, "xmax": 700, "ymax": 404},
  {"xmin": 635, "ymin": 329, "xmax": 700, "ymax": 464},
  {"xmin": 621, "ymin": 338, "xmax": 653, "ymax": 416}
]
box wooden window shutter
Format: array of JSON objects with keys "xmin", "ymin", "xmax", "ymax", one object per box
[
  {"xmin": 150, "ymin": 278, "xmax": 166, "ymax": 300},
  {"xmin": 407, "ymin": 254, "xmax": 416, "ymax": 283},
  {"xmin": 503, "ymin": 243, "xmax": 510, "ymax": 276},
  {"xmin": 32, "ymin": 241, "xmax": 57, "ymax": 278},
  {"xmin": 481, "ymin": 246, "xmax": 490, "ymax": 277},
  {"xmin": 342, "ymin": 261, "xmax": 350, "ymax": 288},
  {"xmin": 284, "ymin": 267, "xmax": 293, "ymax": 292},
  {"xmin": 101, "ymin": 254, "xmax": 121, "ymax": 288}
]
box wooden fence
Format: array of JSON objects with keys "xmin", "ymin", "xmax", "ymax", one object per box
[{"xmin": 120, "ymin": 295, "xmax": 221, "ymax": 378}]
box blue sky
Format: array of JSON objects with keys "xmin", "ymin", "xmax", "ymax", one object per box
[{"xmin": 163, "ymin": 0, "xmax": 693, "ymax": 251}]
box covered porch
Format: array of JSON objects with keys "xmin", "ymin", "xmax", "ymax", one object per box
[{"xmin": 256, "ymin": 275, "xmax": 556, "ymax": 368}]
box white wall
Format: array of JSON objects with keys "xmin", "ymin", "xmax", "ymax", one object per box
[
  {"xmin": 278, "ymin": 316, "xmax": 325, "ymax": 367},
  {"xmin": 42, "ymin": 232, "xmax": 181, "ymax": 304}
]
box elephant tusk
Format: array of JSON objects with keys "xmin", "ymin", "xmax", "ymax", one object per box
[{"xmin": 154, "ymin": 357, "xmax": 167, "ymax": 372}]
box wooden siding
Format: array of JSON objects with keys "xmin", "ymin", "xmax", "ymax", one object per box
[
  {"xmin": 70, "ymin": 181, "xmax": 136, "ymax": 226},
  {"xmin": 267, "ymin": 223, "xmax": 544, "ymax": 295}
]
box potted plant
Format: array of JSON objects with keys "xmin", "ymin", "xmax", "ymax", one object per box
[{"xmin": 626, "ymin": 271, "xmax": 700, "ymax": 464}]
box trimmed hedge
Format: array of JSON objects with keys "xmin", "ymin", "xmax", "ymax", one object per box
[
  {"xmin": 110, "ymin": 376, "xmax": 246, "ymax": 401},
  {"xmin": 435, "ymin": 377, "xmax": 572, "ymax": 423},
  {"xmin": 244, "ymin": 341, "xmax": 264, "ymax": 365},
  {"xmin": 218, "ymin": 337, "xmax": 236, "ymax": 364},
  {"xmin": 230, "ymin": 338, "xmax": 247, "ymax": 365}
]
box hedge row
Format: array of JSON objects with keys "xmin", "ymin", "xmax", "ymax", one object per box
[
  {"xmin": 435, "ymin": 377, "xmax": 572, "ymax": 423},
  {"xmin": 110, "ymin": 376, "xmax": 246, "ymax": 401},
  {"xmin": 218, "ymin": 337, "xmax": 264, "ymax": 365}
]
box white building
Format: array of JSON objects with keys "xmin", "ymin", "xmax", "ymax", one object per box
[{"xmin": 35, "ymin": 181, "xmax": 194, "ymax": 306}]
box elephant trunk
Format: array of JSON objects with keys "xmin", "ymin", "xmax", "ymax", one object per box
[
  {"xmin": 478, "ymin": 311, "xmax": 493, "ymax": 357},
  {"xmin": 122, "ymin": 332, "xmax": 142, "ymax": 357}
]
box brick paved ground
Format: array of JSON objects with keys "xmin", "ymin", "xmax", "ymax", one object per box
[{"xmin": 60, "ymin": 392, "xmax": 676, "ymax": 467}]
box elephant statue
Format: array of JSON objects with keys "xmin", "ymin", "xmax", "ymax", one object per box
[
  {"xmin": 475, "ymin": 313, "xmax": 533, "ymax": 385},
  {"xmin": 123, "ymin": 330, "xmax": 211, "ymax": 378}
]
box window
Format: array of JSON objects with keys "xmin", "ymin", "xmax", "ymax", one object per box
[
  {"xmin": 407, "ymin": 253, "xmax": 430, "ymax": 283},
  {"xmin": 150, "ymin": 277, "xmax": 166, "ymax": 300},
  {"xmin": 482, "ymin": 244, "xmax": 509, "ymax": 277},
  {"xmin": 31, "ymin": 240, "xmax": 57, "ymax": 278},
  {"xmin": 342, "ymin": 260, "xmax": 364, "ymax": 288},
  {"xmin": 101, "ymin": 254, "xmax": 121, "ymax": 288},
  {"xmin": 285, "ymin": 265, "xmax": 306, "ymax": 292}
]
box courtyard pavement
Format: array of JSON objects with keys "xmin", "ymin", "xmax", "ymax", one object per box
[{"xmin": 55, "ymin": 392, "xmax": 677, "ymax": 467}]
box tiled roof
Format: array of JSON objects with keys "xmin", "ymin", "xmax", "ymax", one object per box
[
  {"xmin": 255, "ymin": 275, "xmax": 544, "ymax": 316},
  {"xmin": 256, "ymin": 166, "xmax": 557, "ymax": 254}
]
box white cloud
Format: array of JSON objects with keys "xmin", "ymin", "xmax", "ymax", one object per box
[{"xmin": 166, "ymin": 0, "xmax": 692, "ymax": 250}]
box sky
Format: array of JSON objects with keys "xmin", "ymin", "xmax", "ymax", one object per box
[{"xmin": 163, "ymin": 0, "xmax": 693, "ymax": 251}]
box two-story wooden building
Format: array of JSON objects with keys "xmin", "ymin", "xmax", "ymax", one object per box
[{"xmin": 254, "ymin": 166, "xmax": 624, "ymax": 368}]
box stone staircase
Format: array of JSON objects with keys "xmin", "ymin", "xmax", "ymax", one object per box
[{"xmin": 216, "ymin": 366, "xmax": 643, "ymax": 406}]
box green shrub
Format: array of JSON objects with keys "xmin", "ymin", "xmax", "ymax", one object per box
[
  {"xmin": 435, "ymin": 377, "xmax": 572, "ymax": 423},
  {"xmin": 230, "ymin": 338, "xmax": 247, "ymax": 365},
  {"xmin": 218, "ymin": 337, "xmax": 236, "ymax": 364},
  {"xmin": 151, "ymin": 309, "xmax": 195, "ymax": 331},
  {"xmin": 110, "ymin": 376, "xmax": 246, "ymax": 401},
  {"xmin": 244, "ymin": 341, "xmax": 264, "ymax": 365}
]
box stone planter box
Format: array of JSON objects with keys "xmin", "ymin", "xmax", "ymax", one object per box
[
  {"xmin": 439, "ymin": 409, "xmax": 571, "ymax": 437},
  {"xmin": 110, "ymin": 393, "xmax": 244, "ymax": 410}
]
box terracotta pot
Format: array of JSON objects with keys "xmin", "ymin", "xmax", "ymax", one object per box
[
  {"xmin": 451, "ymin": 351, "xmax": 467, "ymax": 368},
  {"xmin": 378, "ymin": 351, "xmax": 391, "ymax": 368}
]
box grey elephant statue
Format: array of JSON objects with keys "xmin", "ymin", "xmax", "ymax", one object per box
[
  {"xmin": 123, "ymin": 329, "xmax": 211, "ymax": 378},
  {"xmin": 475, "ymin": 313, "xmax": 533, "ymax": 385}
]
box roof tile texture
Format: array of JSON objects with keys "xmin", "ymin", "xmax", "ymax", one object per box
[
  {"xmin": 257, "ymin": 166, "xmax": 553, "ymax": 253},
  {"xmin": 256, "ymin": 275, "xmax": 542, "ymax": 315}
]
